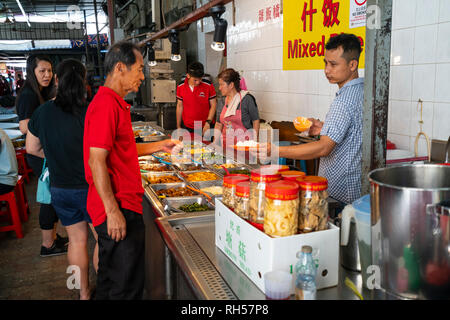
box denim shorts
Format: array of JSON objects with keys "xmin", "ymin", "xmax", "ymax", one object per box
[{"xmin": 50, "ymin": 187, "xmax": 92, "ymax": 226}]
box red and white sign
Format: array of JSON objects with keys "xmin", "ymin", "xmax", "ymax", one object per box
[{"xmin": 349, "ymin": 0, "xmax": 366, "ymax": 28}]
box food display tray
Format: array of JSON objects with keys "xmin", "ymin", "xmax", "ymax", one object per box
[
  {"xmin": 215, "ymin": 199, "xmax": 339, "ymax": 294},
  {"xmin": 181, "ymin": 170, "xmax": 222, "ymax": 182},
  {"xmin": 172, "ymin": 163, "xmax": 205, "ymax": 171},
  {"xmin": 189, "ymin": 181, "xmax": 223, "ymax": 199},
  {"xmin": 140, "ymin": 163, "xmax": 174, "ymax": 173},
  {"xmin": 142, "ymin": 171, "xmax": 185, "ymax": 185},
  {"xmin": 163, "ymin": 197, "xmax": 215, "ymax": 215},
  {"xmin": 149, "ymin": 182, "xmax": 199, "ymax": 198}
]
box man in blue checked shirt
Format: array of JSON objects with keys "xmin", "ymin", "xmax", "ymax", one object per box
[{"xmin": 255, "ymin": 33, "xmax": 364, "ymax": 206}]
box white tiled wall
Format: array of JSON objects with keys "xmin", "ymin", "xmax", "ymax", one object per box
[
  {"xmin": 389, "ymin": 0, "xmax": 450, "ymax": 156},
  {"xmin": 196, "ymin": 0, "xmax": 449, "ymax": 154},
  {"xmin": 197, "ymin": 0, "xmax": 341, "ymax": 124}
]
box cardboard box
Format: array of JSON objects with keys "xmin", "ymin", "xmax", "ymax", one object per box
[{"xmin": 215, "ymin": 199, "xmax": 339, "ymax": 294}]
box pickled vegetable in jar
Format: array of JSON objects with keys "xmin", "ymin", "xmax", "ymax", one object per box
[
  {"xmin": 223, "ymin": 174, "xmax": 249, "ymax": 209},
  {"xmin": 249, "ymin": 168, "xmax": 281, "ymax": 224},
  {"xmin": 281, "ymin": 170, "xmax": 306, "ymax": 183},
  {"xmin": 263, "ymin": 180, "xmax": 300, "ymax": 237},
  {"xmin": 235, "ymin": 181, "xmax": 250, "ymax": 219},
  {"xmin": 296, "ymin": 176, "xmax": 329, "ymax": 233}
]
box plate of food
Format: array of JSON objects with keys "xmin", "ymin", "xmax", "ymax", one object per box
[
  {"xmin": 293, "ymin": 116, "xmax": 312, "ymax": 132},
  {"xmin": 232, "ymin": 140, "xmax": 260, "ymax": 151}
]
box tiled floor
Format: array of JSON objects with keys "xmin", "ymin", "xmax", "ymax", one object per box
[{"xmin": 0, "ymin": 175, "xmax": 97, "ymax": 300}]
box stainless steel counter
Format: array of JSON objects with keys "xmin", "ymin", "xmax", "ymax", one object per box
[{"xmin": 155, "ymin": 213, "xmax": 378, "ymax": 300}]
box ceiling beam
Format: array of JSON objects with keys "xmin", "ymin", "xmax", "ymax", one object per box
[{"xmin": 137, "ymin": 0, "xmax": 234, "ymax": 47}]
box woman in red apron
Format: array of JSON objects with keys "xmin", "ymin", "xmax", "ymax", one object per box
[{"xmin": 213, "ymin": 69, "xmax": 260, "ymax": 162}]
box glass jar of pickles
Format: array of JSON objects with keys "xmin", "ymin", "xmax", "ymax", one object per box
[
  {"xmin": 235, "ymin": 181, "xmax": 250, "ymax": 219},
  {"xmin": 281, "ymin": 170, "xmax": 306, "ymax": 183},
  {"xmin": 263, "ymin": 180, "xmax": 300, "ymax": 237},
  {"xmin": 223, "ymin": 174, "xmax": 249, "ymax": 209},
  {"xmin": 296, "ymin": 176, "xmax": 329, "ymax": 233},
  {"xmin": 249, "ymin": 168, "xmax": 281, "ymax": 224}
]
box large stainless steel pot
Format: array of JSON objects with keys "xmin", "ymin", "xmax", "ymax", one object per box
[{"xmin": 368, "ymin": 164, "xmax": 450, "ymax": 299}]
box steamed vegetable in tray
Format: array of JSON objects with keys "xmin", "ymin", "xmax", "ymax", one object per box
[{"xmin": 178, "ymin": 203, "xmax": 211, "ymax": 212}]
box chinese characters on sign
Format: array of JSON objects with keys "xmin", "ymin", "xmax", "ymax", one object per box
[
  {"xmin": 258, "ymin": 2, "xmax": 281, "ymax": 23},
  {"xmin": 224, "ymin": 218, "xmax": 251, "ymax": 276},
  {"xmin": 283, "ymin": 0, "xmax": 366, "ymax": 70}
]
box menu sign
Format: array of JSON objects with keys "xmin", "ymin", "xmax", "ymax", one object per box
[{"xmin": 283, "ymin": 0, "xmax": 366, "ymax": 70}]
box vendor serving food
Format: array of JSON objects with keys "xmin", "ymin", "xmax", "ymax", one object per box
[
  {"xmin": 254, "ymin": 34, "xmax": 364, "ymax": 207},
  {"xmin": 212, "ymin": 68, "xmax": 260, "ymax": 150}
]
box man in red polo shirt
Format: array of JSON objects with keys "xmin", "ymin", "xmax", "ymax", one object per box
[
  {"xmin": 176, "ymin": 61, "xmax": 217, "ymax": 134},
  {"xmin": 83, "ymin": 41, "xmax": 180, "ymax": 300}
]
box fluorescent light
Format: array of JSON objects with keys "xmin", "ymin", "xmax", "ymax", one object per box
[{"xmin": 15, "ymin": 0, "xmax": 31, "ymax": 27}]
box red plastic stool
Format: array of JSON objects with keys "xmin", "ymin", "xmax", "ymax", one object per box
[
  {"xmin": 15, "ymin": 175, "xmax": 29, "ymax": 223},
  {"xmin": 16, "ymin": 148, "xmax": 32, "ymax": 183},
  {"xmin": 0, "ymin": 189, "xmax": 24, "ymax": 239}
]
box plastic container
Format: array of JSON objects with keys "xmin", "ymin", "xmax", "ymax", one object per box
[
  {"xmin": 281, "ymin": 170, "xmax": 306, "ymax": 183},
  {"xmin": 222, "ymin": 174, "xmax": 249, "ymax": 209},
  {"xmin": 297, "ymin": 176, "xmax": 329, "ymax": 233},
  {"xmin": 235, "ymin": 181, "xmax": 250, "ymax": 219},
  {"xmin": 263, "ymin": 180, "xmax": 300, "ymax": 237},
  {"xmin": 249, "ymin": 168, "xmax": 281, "ymax": 224},
  {"xmin": 264, "ymin": 270, "xmax": 293, "ymax": 300},
  {"xmin": 293, "ymin": 117, "xmax": 312, "ymax": 132},
  {"xmin": 295, "ymin": 245, "xmax": 317, "ymax": 300},
  {"xmin": 259, "ymin": 164, "xmax": 290, "ymax": 173}
]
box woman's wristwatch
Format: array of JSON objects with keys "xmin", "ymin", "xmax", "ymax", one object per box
[{"xmin": 205, "ymin": 119, "xmax": 212, "ymax": 125}]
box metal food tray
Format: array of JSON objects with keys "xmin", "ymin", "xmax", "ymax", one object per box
[
  {"xmin": 142, "ymin": 171, "xmax": 185, "ymax": 185},
  {"xmin": 138, "ymin": 155, "xmax": 160, "ymax": 163},
  {"xmin": 150, "ymin": 183, "xmax": 199, "ymax": 198},
  {"xmin": 210, "ymin": 165, "xmax": 251, "ymax": 177},
  {"xmin": 189, "ymin": 181, "xmax": 223, "ymax": 198},
  {"xmin": 182, "ymin": 170, "xmax": 221, "ymax": 182},
  {"xmin": 162, "ymin": 197, "xmax": 215, "ymax": 215},
  {"xmin": 172, "ymin": 163, "xmax": 205, "ymax": 171},
  {"xmin": 132, "ymin": 121, "xmax": 153, "ymax": 129},
  {"xmin": 152, "ymin": 152, "xmax": 173, "ymax": 160},
  {"xmin": 139, "ymin": 163, "xmax": 174, "ymax": 172},
  {"xmin": 139, "ymin": 128, "xmax": 165, "ymax": 141}
]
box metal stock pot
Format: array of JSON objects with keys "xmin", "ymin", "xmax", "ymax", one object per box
[{"xmin": 368, "ymin": 164, "xmax": 450, "ymax": 299}]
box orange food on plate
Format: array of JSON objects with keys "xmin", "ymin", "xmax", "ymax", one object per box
[{"xmin": 293, "ymin": 117, "xmax": 312, "ymax": 132}]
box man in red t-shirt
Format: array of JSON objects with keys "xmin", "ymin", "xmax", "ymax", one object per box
[
  {"xmin": 83, "ymin": 41, "xmax": 180, "ymax": 300},
  {"xmin": 176, "ymin": 61, "xmax": 217, "ymax": 135}
]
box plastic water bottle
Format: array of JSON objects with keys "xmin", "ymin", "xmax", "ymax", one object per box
[{"xmin": 295, "ymin": 245, "xmax": 317, "ymax": 300}]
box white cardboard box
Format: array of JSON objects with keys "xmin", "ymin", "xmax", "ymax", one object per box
[{"xmin": 215, "ymin": 199, "xmax": 339, "ymax": 294}]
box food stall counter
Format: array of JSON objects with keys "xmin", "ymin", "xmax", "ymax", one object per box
[{"xmin": 155, "ymin": 212, "xmax": 377, "ymax": 300}]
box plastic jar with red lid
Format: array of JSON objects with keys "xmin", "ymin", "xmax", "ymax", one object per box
[
  {"xmin": 296, "ymin": 176, "xmax": 329, "ymax": 233},
  {"xmin": 263, "ymin": 180, "xmax": 300, "ymax": 237},
  {"xmin": 235, "ymin": 181, "xmax": 250, "ymax": 219},
  {"xmin": 249, "ymin": 168, "xmax": 282, "ymax": 224},
  {"xmin": 260, "ymin": 164, "xmax": 290, "ymax": 173},
  {"xmin": 223, "ymin": 174, "xmax": 249, "ymax": 209},
  {"xmin": 281, "ymin": 170, "xmax": 306, "ymax": 183}
]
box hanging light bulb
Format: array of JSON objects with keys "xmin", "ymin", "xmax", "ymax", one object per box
[
  {"xmin": 169, "ymin": 29, "xmax": 181, "ymax": 61},
  {"xmin": 209, "ymin": 5, "xmax": 227, "ymax": 52},
  {"xmin": 147, "ymin": 42, "xmax": 157, "ymax": 67}
]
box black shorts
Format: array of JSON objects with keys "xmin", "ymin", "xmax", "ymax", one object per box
[{"xmin": 94, "ymin": 208, "xmax": 145, "ymax": 300}]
